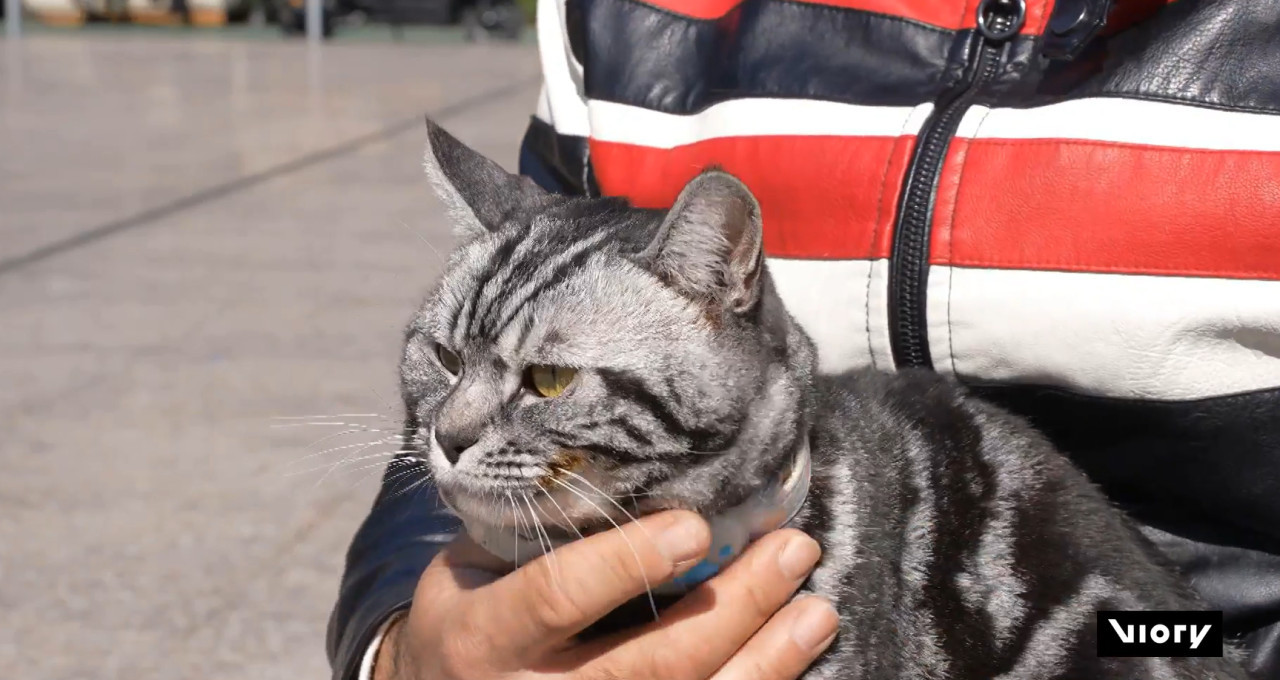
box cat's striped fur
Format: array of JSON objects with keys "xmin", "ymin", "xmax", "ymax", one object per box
[{"xmin": 404, "ymin": 120, "xmax": 1250, "ymax": 679}]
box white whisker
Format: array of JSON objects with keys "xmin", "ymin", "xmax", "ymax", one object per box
[
  {"xmin": 288, "ymin": 436, "xmax": 405, "ymax": 467},
  {"xmin": 341, "ymin": 457, "xmax": 423, "ymax": 487},
  {"xmin": 560, "ymin": 470, "xmax": 657, "ymax": 550},
  {"xmin": 507, "ymin": 492, "xmax": 522, "ymax": 568},
  {"xmin": 311, "ymin": 436, "xmax": 414, "ymax": 488},
  {"xmin": 540, "ymin": 486, "xmax": 585, "ymax": 542},
  {"xmin": 380, "ymin": 466, "xmax": 433, "ymax": 504},
  {"xmin": 284, "ymin": 454, "xmax": 399, "ymax": 479},
  {"xmin": 272, "ymin": 421, "xmax": 416, "ymax": 437},
  {"xmin": 272, "ymin": 413, "xmax": 384, "ymax": 420},
  {"xmin": 295, "ymin": 429, "xmax": 418, "ymax": 461},
  {"xmin": 397, "ymin": 219, "xmax": 446, "ymax": 264},
  {"xmin": 523, "ymin": 492, "xmax": 565, "ymax": 596},
  {"xmin": 272, "ymin": 421, "xmax": 375, "ymax": 429},
  {"xmin": 299, "ymin": 428, "xmax": 384, "ymax": 452},
  {"xmin": 382, "ymin": 462, "xmax": 428, "ymax": 493},
  {"xmin": 552, "ymin": 477, "xmax": 659, "ymax": 622},
  {"xmin": 284, "ymin": 441, "xmax": 392, "ymax": 481}
]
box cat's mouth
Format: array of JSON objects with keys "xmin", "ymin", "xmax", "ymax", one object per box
[
  {"xmin": 444, "ymin": 490, "xmax": 697, "ymax": 552},
  {"xmin": 437, "ymin": 446, "xmax": 661, "ymax": 537},
  {"xmin": 440, "ymin": 485, "xmax": 644, "ymax": 555}
]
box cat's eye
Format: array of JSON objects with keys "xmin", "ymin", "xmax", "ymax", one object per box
[
  {"xmin": 436, "ymin": 345, "xmax": 463, "ymax": 375},
  {"xmin": 528, "ymin": 365, "xmax": 577, "ymax": 398}
]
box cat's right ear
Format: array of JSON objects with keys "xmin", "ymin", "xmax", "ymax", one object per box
[
  {"xmin": 423, "ymin": 118, "xmax": 554, "ymax": 241},
  {"xmin": 638, "ymin": 170, "xmax": 766, "ymax": 315}
]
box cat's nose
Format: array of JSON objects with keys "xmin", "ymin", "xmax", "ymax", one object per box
[{"xmin": 434, "ymin": 430, "xmax": 475, "ymax": 465}]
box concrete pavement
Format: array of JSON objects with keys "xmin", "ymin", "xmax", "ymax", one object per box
[{"xmin": 0, "ymin": 33, "xmax": 540, "ymax": 679}]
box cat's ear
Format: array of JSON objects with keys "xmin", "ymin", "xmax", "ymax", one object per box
[
  {"xmin": 639, "ymin": 169, "xmax": 765, "ymax": 314},
  {"xmin": 423, "ymin": 117, "xmax": 554, "ymax": 241}
]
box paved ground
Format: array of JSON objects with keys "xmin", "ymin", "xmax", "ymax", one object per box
[{"xmin": 0, "ymin": 32, "xmax": 540, "ymax": 679}]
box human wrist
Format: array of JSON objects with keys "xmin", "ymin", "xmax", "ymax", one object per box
[{"xmin": 370, "ymin": 613, "xmax": 409, "ymax": 680}]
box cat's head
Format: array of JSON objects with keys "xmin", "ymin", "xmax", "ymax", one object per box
[{"xmin": 402, "ymin": 120, "xmax": 815, "ymax": 542}]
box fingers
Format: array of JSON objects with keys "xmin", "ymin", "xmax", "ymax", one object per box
[
  {"xmin": 471, "ymin": 510, "xmax": 711, "ymax": 664},
  {"xmin": 708, "ymin": 596, "xmax": 839, "ymax": 680},
  {"xmin": 576, "ymin": 528, "xmax": 822, "ymax": 680}
]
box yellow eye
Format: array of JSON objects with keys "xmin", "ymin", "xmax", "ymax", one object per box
[
  {"xmin": 528, "ymin": 365, "xmax": 577, "ymax": 398},
  {"xmin": 437, "ymin": 345, "xmax": 463, "ymax": 375}
]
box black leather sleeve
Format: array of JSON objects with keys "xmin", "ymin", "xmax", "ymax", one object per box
[
  {"xmin": 517, "ymin": 116, "xmax": 592, "ymax": 197},
  {"xmin": 326, "ymin": 460, "xmax": 459, "ymax": 680},
  {"xmin": 1142, "ymin": 527, "xmax": 1280, "ymax": 679}
]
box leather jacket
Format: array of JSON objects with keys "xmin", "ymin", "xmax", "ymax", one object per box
[{"xmin": 328, "ymin": 1, "xmax": 1280, "ymax": 677}]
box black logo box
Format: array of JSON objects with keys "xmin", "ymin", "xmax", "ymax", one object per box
[{"xmin": 1097, "ymin": 611, "xmax": 1224, "ymax": 657}]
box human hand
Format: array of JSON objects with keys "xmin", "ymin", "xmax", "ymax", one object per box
[{"xmin": 374, "ymin": 510, "xmax": 838, "ymax": 680}]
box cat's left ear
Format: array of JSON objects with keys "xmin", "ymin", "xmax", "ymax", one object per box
[
  {"xmin": 423, "ymin": 117, "xmax": 555, "ymax": 241},
  {"xmin": 639, "ymin": 169, "xmax": 765, "ymax": 314}
]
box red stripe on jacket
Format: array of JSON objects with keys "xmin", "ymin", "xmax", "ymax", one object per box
[
  {"xmin": 625, "ymin": 0, "xmax": 1052, "ymax": 34},
  {"xmin": 930, "ymin": 138, "xmax": 1280, "ymax": 280},
  {"xmin": 591, "ymin": 136, "xmax": 914, "ymax": 259}
]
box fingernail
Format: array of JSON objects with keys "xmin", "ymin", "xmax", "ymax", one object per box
[
  {"xmin": 655, "ymin": 515, "xmax": 710, "ymax": 564},
  {"xmin": 790, "ymin": 599, "xmax": 839, "ymax": 652},
  {"xmin": 777, "ymin": 535, "xmax": 821, "ymax": 581}
]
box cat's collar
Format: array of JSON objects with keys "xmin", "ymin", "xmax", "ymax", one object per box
[
  {"xmin": 661, "ymin": 436, "xmax": 811, "ymax": 593},
  {"xmin": 462, "ymin": 437, "xmax": 812, "ymax": 594}
]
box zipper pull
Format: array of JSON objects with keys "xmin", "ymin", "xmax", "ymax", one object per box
[{"xmin": 977, "ymin": 0, "xmax": 1026, "ymax": 42}]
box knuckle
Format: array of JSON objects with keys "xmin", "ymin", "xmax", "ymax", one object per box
[
  {"xmin": 526, "ymin": 562, "xmax": 590, "ymax": 631},
  {"xmin": 600, "ymin": 535, "xmax": 655, "ymax": 584},
  {"xmin": 741, "ymin": 655, "xmax": 783, "ymax": 680},
  {"xmin": 742, "ymin": 576, "xmax": 783, "ymax": 620},
  {"xmin": 736, "ymin": 537, "xmax": 797, "ymax": 617}
]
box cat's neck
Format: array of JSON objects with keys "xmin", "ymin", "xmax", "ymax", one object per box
[
  {"xmin": 649, "ymin": 344, "xmax": 814, "ymax": 517},
  {"xmin": 657, "ymin": 433, "xmax": 812, "ymax": 593}
]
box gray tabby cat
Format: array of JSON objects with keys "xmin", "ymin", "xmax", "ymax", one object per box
[{"xmin": 401, "ymin": 119, "xmax": 1249, "ymax": 679}]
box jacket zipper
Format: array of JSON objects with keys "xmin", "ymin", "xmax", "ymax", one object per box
[{"xmin": 887, "ymin": 0, "xmax": 1026, "ymax": 369}]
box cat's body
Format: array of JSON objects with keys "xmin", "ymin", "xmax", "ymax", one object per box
[
  {"xmin": 794, "ymin": 369, "xmax": 1244, "ymax": 678},
  {"xmin": 405, "ymin": 120, "xmax": 1250, "ymax": 679}
]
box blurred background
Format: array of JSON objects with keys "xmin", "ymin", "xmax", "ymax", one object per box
[
  {"xmin": 1, "ymin": 4, "xmax": 537, "ymax": 676},
  {"xmin": 3, "ymin": 0, "xmax": 534, "ymax": 40}
]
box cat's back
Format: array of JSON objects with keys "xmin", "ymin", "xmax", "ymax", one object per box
[
  {"xmin": 813, "ymin": 368, "xmax": 988, "ymax": 457},
  {"xmin": 798, "ymin": 369, "xmax": 1250, "ymax": 679}
]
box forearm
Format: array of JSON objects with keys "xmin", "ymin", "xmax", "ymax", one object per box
[
  {"xmin": 328, "ymin": 462, "xmax": 457, "ymax": 680},
  {"xmin": 369, "ymin": 613, "xmax": 408, "ymax": 680}
]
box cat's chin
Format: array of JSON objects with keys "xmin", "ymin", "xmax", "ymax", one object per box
[
  {"xmin": 437, "ymin": 486, "xmax": 511, "ymax": 527},
  {"xmin": 439, "ymin": 484, "xmax": 601, "ymax": 535},
  {"xmin": 635, "ymin": 497, "xmax": 698, "ymax": 513},
  {"xmin": 441, "ymin": 483, "xmax": 697, "ymax": 544}
]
